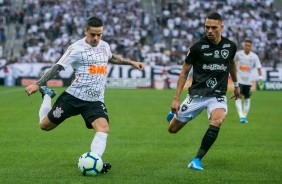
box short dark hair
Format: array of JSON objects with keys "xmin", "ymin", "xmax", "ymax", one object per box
[
  {"xmin": 206, "ymin": 12, "xmax": 223, "ymax": 22},
  {"xmin": 86, "ymin": 16, "xmax": 103, "ymax": 29},
  {"xmin": 245, "ymin": 39, "xmax": 252, "ymax": 44}
]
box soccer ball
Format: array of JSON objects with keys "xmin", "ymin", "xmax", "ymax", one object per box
[{"xmin": 78, "ymin": 152, "xmax": 103, "ymax": 176}]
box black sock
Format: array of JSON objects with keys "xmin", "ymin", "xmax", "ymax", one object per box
[{"xmin": 196, "ymin": 125, "xmax": 220, "ymax": 160}]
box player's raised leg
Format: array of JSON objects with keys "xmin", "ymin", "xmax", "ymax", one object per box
[{"xmin": 38, "ymin": 86, "xmax": 58, "ymax": 131}]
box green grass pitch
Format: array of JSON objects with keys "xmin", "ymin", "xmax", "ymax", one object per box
[{"xmin": 0, "ymin": 86, "xmax": 281, "ymax": 183}]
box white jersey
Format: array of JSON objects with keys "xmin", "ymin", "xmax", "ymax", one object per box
[
  {"xmin": 235, "ymin": 50, "xmax": 262, "ymax": 85},
  {"xmin": 57, "ymin": 38, "xmax": 112, "ymax": 102}
]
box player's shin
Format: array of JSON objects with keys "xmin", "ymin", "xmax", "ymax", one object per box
[
  {"xmin": 243, "ymin": 99, "xmax": 251, "ymax": 117},
  {"xmin": 39, "ymin": 95, "xmax": 52, "ymax": 123},
  {"xmin": 235, "ymin": 99, "xmax": 243, "ymax": 118},
  {"xmin": 195, "ymin": 125, "xmax": 220, "ymax": 160},
  {"xmin": 90, "ymin": 132, "xmax": 108, "ymax": 157}
]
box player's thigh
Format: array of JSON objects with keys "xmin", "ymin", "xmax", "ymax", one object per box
[
  {"xmin": 207, "ymin": 97, "xmax": 227, "ymax": 127},
  {"xmin": 240, "ymin": 84, "xmax": 252, "ymax": 98},
  {"xmin": 169, "ymin": 96, "xmax": 205, "ymax": 133},
  {"xmin": 81, "ymin": 101, "xmax": 109, "ymax": 130},
  {"xmin": 168, "ymin": 118, "xmax": 187, "ymax": 133},
  {"xmin": 176, "ymin": 95, "xmax": 205, "ymax": 122},
  {"xmin": 47, "ymin": 92, "xmax": 81, "ymax": 126}
]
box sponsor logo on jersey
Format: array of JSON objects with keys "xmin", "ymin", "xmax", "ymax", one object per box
[
  {"xmin": 204, "ymin": 53, "xmax": 213, "ymax": 56},
  {"xmin": 206, "ymin": 78, "xmax": 217, "ymax": 88},
  {"xmin": 203, "ymin": 64, "xmax": 227, "ymax": 71},
  {"xmin": 53, "ymin": 107, "xmax": 64, "ymax": 118},
  {"xmin": 222, "ymin": 44, "xmax": 230, "ymax": 48},
  {"xmin": 85, "ymin": 87, "xmax": 100, "ymax": 98},
  {"xmin": 239, "ymin": 65, "xmax": 251, "ymax": 71},
  {"xmin": 214, "ymin": 50, "xmax": 220, "ymax": 58},
  {"xmin": 221, "ymin": 49, "xmax": 229, "ymax": 59},
  {"xmin": 201, "ymin": 45, "xmax": 210, "ymax": 49},
  {"xmin": 89, "ymin": 65, "xmax": 107, "ymax": 75}
]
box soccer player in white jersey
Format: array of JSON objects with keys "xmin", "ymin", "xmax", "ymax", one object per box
[
  {"xmin": 234, "ymin": 40, "xmax": 262, "ymax": 123},
  {"xmin": 25, "ymin": 16, "xmax": 144, "ymax": 174}
]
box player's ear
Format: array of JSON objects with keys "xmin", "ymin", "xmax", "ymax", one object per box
[
  {"xmin": 84, "ymin": 27, "xmax": 88, "ymax": 35},
  {"xmin": 220, "ymin": 24, "xmax": 224, "ymax": 30}
]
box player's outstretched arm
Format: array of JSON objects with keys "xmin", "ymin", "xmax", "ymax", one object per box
[
  {"xmin": 109, "ymin": 54, "xmax": 144, "ymax": 71},
  {"xmin": 171, "ymin": 62, "xmax": 192, "ymax": 115},
  {"xmin": 25, "ymin": 64, "xmax": 63, "ymax": 96}
]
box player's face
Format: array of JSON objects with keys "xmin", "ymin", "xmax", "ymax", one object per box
[
  {"xmin": 243, "ymin": 42, "xmax": 252, "ymax": 54},
  {"xmin": 84, "ymin": 26, "xmax": 103, "ymax": 47},
  {"xmin": 205, "ymin": 19, "xmax": 223, "ymax": 44}
]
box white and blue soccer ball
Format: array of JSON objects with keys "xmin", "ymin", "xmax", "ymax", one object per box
[{"xmin": 78, "ymin": 152, "xmax": 103, "ymax": 176}]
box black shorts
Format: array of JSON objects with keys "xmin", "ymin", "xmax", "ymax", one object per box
[
  {"xmin": 239, "ymin": 84, "xmax": 252, "ymax": 98},
  {"xmin": 47, "ymin": 91, "xmax": 109, "ymax": 129}
]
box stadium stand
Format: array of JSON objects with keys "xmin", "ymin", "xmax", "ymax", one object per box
[{"xmin": 0, "ymin": 0, "xmax": 281, "ymax": 68}]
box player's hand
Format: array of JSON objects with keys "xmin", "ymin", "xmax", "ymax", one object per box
[
  {"xmin": 259, "ymin": 79, "xmax": 263, "ymax": 85},
  {"xmin": 131, "ymin": 61, "xmax": 144, "ymax": 71},
  {"xmin": 25, "ymin": 84, "xmax": 40, "ymax": 96},
  {"xmin": 171, "ymin": 99, "xmax": 180, "ymax": 115},
  {"xmin": 230, "ymin": 87, "xmax": 240, "ymax": 100}
]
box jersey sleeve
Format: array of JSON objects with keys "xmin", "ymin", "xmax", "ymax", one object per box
[
  {"xmin": 56, "ymin": 44, "xmax": 78, "ymax": 69},
  {"xmin": 254, "ymin": 54, "xmax": 262, "ymax": 68},
  {"xmin": 230, "ymin": 43, "xmax": 237, "ymax": 59},
  {"xmin": 185, "ymin": 44, "xmax": 198, "ymax": 65},
  {"xmin": 107, "ymin": 43, "xmax": 113, "ymax": 60},
  {"xmin": 234, "ymin": 51, "xmax": 239, "ymax": 62}
]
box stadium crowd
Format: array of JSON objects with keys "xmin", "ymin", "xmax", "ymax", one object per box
[{"xmin": 0, "ymin": 0, "xmax": 281, "ymax": 68}]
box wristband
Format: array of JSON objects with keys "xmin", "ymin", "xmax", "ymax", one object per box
[
  {"xmin": 234, "ymin": 82, "xmax": 239, "ymax": 88},
  {"xmin": 259, "ymin": 76, "xmax": 263, "ymax": 80}
]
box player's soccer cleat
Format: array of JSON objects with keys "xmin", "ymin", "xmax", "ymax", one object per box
[
  {"xmin": 100, "ymin": 162, "xmax": 111, "ymax": 174},
  {"xmin": 39, "ymin": 86, "xmax": 56, "ymax": 98},
  {"xmin": 188, "ymin": 158, "xmax": 204, "ymax": 170},
  {"xmin": 240, "ymin": 117, "xmax": 248, "ymax": 123},
  {"xmin": 166, "ymin": 111, "xmax": 175, "ymax": 122}
]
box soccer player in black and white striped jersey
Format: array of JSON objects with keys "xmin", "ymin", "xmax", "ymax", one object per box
[{"xmin": 25, "ymin": 16, "xmax": 144, "ymax": 174}]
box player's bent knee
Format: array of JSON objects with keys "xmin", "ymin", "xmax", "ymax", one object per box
[
  {"xmin": 211, "ymin": 118, "xmax": 224, "ymax": 127},
  {"xmin": 92, "ymin": 118, "xmax": 109, "ymax": 133},
  {"xmin": 168, "ymin": 127, "xmax": 179, "ymax": 134},
  {"xmin": 39, "ymin": 121, "xmax": 57, "ymax": 131}
]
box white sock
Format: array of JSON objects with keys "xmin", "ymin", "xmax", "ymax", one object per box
[
  {"xmin": 243, "ymin": 99, "xmax": 251, "ymax": 118},
  {"xmin": 235, "ymin": 99, "xmax": 243, "ymax": 118},
  {"xmin": 39, "ymin": 95, "xmax": 52, "ymax": 123},
  {"xmin": 90, "ymin": 132, "xmax": 108, "ymax": 157}
]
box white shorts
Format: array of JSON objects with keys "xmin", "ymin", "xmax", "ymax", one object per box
[{"xmin": 175, "ymin": 95, "xmax": 228, "ymax": 123}]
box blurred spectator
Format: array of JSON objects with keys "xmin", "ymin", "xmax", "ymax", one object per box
[{"xmin": 1, "ymin": 0, "xmax": 281, "ymax": 68}]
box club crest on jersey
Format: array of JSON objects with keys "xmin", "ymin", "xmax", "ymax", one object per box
[
  {"xmin": 53, "ymin": 107, "xmax": 64, "ymax": 118},
  {"xmin": 221, "ymin": 49, "xmax": 229, "ymax": 59}
]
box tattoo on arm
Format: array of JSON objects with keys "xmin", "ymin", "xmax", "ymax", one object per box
[
  {"xmin": 36, "ymin": 64, "xmax": 63, "ymax": 86},
  {"xmin": 109, "ymin": 54, "xmax": 132, "ymax": 65}
]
